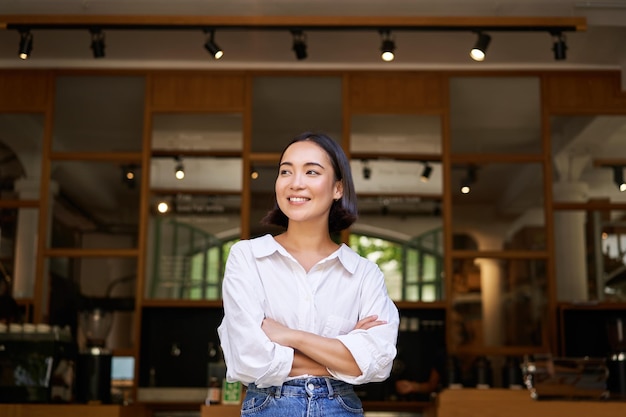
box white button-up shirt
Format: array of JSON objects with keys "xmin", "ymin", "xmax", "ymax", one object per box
[{"xmin": 218, "ymin": 234, "xmax": 400, "ymax": 388}]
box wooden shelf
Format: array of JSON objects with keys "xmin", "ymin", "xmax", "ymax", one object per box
[{"xmin": 0, "ymin": 404, "xmax": 148, "ymax": 417}]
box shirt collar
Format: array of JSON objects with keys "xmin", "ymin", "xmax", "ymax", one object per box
[{"xmin": 250, "ymin": 234, "xmax": 359, "ymax": 274}]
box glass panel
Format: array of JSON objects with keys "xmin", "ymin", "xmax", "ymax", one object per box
[
  {"xmin": 0, "ymin": 114, "xmax": 43, "ymax": 200},
  {"xmin": 551, "ymin": 115, "xmax": 626, "ymax": 203},
  {"xmin": 46, "ymin": 256, "xmax": 136, "ymax": 350},
  {"xmin": 251, "ymin": 76, "xmax": 342, "ymax": 153},
  {"xmin": 53, "ymin": 75, "xmax": 145, "ymax": 152},
  {"xmin": 451, "ymin": 257, "xmax": 547, "ymax": 348},
  {"xmin": 0, "ymin": 113, "xmax": 43, "ymax": 301},
  {"xmin": 553, "ymin": 208, "xmax": 626, "ymax": 303},
  {"xmin": 351, "ymin": 114, "xmax": 441, "ymax": 156},
  {"xmin": 145, "ymin": 194, "xmax": 240, "ymax": 300},
  {"xmin": 49, "ymin": 160, "xmax": 140, "ymax": 249},
  {"xmin": 249, "ymin": 164, "xmax": 284, "ymax": 238},
  {"xmin": 151, "ymin": 113, "xmax": 243, "ymax": 152},
  {"xmin": 450, "ymin": 162, "xmax": 546, "ymax": 251},
  {"xmin": 352, "ymin": 159, "xmax": 442, "ymax": 195},
  {"xmin": 450, "ymin": 77, "xmax": 541, "ymax": 154},
  {"xmin": 1, "ymin": 207, "xmax": 38, "ymax": 301},
  {"xmin": 150, "ymin": 156, "xmax": 241, "ymax": 192}
]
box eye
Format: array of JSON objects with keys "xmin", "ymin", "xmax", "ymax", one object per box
[
  {"xmin": 279, "ymin": 169, "xmax": 291, "ymax": 176},
  {"xmin": 306, "ymin": 169, "xmax": 320, "ymax": 176}
]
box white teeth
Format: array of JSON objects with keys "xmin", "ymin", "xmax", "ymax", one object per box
[{"xmin": 289, "ymin": 197, "xmax": 309, "ymax": 202}]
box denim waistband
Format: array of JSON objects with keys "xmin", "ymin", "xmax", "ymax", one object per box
[{"xmin": 247, "ymin": 377, "xmax": 354, "ymax": 398}]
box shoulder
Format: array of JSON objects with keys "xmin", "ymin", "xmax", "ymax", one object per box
[
  {"xmin": 337, "ymin": 244, "xmax": 382, "ymax": 276},
  {"xmin": 230, "ymin": 234, "xmax": 278, "ymax": 258}
]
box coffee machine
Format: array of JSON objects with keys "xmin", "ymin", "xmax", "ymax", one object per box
[{"xmin": 76, "ymin": 308, "xmax": 113, "ymax": 403}]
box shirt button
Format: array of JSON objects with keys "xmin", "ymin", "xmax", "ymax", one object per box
[{"xmin": 307, "ymin": 383, "xmax": 315, "ymax": 390}]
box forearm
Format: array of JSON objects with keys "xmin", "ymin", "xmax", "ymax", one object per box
[
  {"xmin": 287, "ymin": 329, "xmax": 362, "ymax": 376},
  {"xmin": 290, "ymin": 351, "xmax": 331, "ymax": 377}
]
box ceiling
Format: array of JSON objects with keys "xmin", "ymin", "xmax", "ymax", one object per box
[{"xmin": 1, "ymin": 0, "xmax": 626, "ymax": 71}]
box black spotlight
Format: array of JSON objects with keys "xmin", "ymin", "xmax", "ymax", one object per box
[
  {"xmin": 461, "ymin": 165, "xmax": 477, "ymax": 194},
  {"xmin": 362, "ymin": 160, "xmax": 372, "ymax": 180},
  {"xmin": 204, "ymin": 29, "xmax": 224, "ymax": 60},
  {"xmin": 18, "ymin": 29, "xmax": 33, "ymax": 60},
  {"xmin": 470, "ymin": 32, "xmax": 491, "ymax": 62},
  {"xmin": 291, "ymin": 30, "xmax": 308, "ymax": 60},
  {"xmin": 420, "ymin": 163, "xmax": 433, "ymax": 182},
  {"xmin": 174, "ymin": 156, "xmax": 185, "ymax": 180},
  {"xmin": 613, "ymin": 166, "xmax": 626, "ymax": 192},
  {"xmin": 90, "ymin": 29, "xmax": 106, "ymax": 58},
  {"xmin": 379, "ymin": 30, "xmax": 395, "ymax": 62},
  {"xmin": 552, "ymin": 32, "xmax": 567, "ymax": 61}
]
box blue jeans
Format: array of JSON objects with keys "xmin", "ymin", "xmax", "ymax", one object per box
[{"xmin": 241, "ymin": 377, "xmax": 364, "ymax": 417}]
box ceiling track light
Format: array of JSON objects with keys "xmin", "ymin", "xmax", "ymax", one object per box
[
  {"xmin": 291, "ymin": 29, "xmax": 308, "ymax": 60},
  {"xmin": 362, "ymin": 160, "xmax": 372, "ymax": 180},
  {"xmin": 612, "ymin": 166, "xmax": 626, "ymax": 192},
  {"xmin": 470, "ymin": 32, "xmax": 491, "ymax": 62},
  {"xmin": 420, "ymin": 162, "xmax": 433, "ymax": 182},
  {"xmin": 204, "ymin": 29, "xmax": 224, "ymax": 60},
  {"xmin": 174, "ymin": 156, "xmax": 185, "ymax": 180},
  {"xmin": 90, "ymin": 28, "xmax": 106, "ymax": 58},
  {"xmin": 460, "ymin": 165, "xmax": 477, "ymax": 194},
  {"xmin": 379, "ymin": 29, "xmax": 395, "ymax": 62},
  {"xmin": 121, "ymin": 164, "xmax": 137, "ymax": 189},
  {"xmin": 18, "ymin": 29, "xmax": 33, "ymax": 60},
  {"xmin": 551, "ymin": 31, "xmax": 567, "ymax": 60}
]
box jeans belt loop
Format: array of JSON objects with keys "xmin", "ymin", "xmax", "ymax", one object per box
[
  {"xmin": 274, "ymin": 383, "xmax": 282, "ymax": 399},
  {"xmin": 324, "ymin": 377, "xmax": 335, "ymax": 399}
]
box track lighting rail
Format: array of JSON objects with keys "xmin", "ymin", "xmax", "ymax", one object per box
[{"xmin": 1, "ymin": 15, "xmax": 586, "ymax": 32}]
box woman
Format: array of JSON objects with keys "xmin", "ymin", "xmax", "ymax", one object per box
[{"xmin": 218, "ymin": 132, "xmax": 399, "ymax": 416}]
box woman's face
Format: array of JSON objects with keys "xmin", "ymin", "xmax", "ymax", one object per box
[{"xmin": 275, "ymin": 140, "xmax": 343, "ymax": 226}]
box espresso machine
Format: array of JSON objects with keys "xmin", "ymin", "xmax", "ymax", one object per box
[{"xmin": 76, "ymin": 308, "xmax": 113, "ymax": 403}]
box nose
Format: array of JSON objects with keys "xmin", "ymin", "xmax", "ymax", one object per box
[{"xmin": 289, "ymin": 172, "xmax": 305, "ymax": 189}]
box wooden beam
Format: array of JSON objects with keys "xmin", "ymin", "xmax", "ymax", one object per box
[{"xmin": 1, "ymin": 15, "xmax": 587, "ymax": 31}]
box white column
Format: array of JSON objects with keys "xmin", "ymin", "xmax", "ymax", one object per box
[
  {"xmin": 553, "ymin": 182, "xmax": 589, "ymax": 302},
  {"xmin": 475, "ymin": 258, "xmax": 504, "ymax": 346},
  {"xmin": 12, "ymin": 179, "xmax": 57, "ymax": 300},
  {"xmin": 12, "ymin": 179, "xmax": 40, "ymax": 298}
]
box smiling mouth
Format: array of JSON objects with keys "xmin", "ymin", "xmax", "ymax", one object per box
[{"xmin": 289, "ymin": 197, "xmax": 310, "ymax": 202}]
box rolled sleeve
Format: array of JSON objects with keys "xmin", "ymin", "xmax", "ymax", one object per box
[{"xmin": 329, "ymin": 322, "xmax": 398, "ymax": 384}]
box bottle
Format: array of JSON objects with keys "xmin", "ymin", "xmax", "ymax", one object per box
[{"xmin": 207, "ymin": 376, "xmax": 222, "ymax": 405}]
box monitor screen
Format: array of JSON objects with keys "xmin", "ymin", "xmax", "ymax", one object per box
[{"xmin": 111, "ymin": 356, "xmax": 134, "ymax": 381}]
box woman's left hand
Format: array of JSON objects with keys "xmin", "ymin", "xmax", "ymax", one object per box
[{"xmin": 353, "ymin": 315, "xmax": 387, "ymax": 330}]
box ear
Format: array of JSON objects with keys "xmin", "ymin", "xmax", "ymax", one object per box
[{"xmin": 334, "ymin": 181, "xmax": 343, "ymax": 201}]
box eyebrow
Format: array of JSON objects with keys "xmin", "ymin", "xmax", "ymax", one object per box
[{"xmin": 279, "ymin": 161, "xmax": 325, "ymax": 170}]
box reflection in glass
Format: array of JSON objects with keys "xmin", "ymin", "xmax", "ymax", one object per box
[
  {"xmin": 251, "ymin": 76, "xmax": 342, "ymax": 153},
  {"xmin": 0, "ymin": 114, "xmax": 43, "ymax": 299},
  {"xmin": 151, "ymin": 113, "xmax": 243, "ymax": 152},
  {"xmin": 451, "ymin": 162, "xmax": 545, "ymax": 251},
  {"xmin": 352, "ymin": 214, "xmax": 443, "ymax": 302},
  {"xmin": 450, "ymin": 77, "xmax": 541, "ymax": 154},
  {"xmin": 146, "ymin": 195, "xmax": 241, "ymax": 300},
  {"xmin": 53, "ymin": 76, "xmax": 145, "ymax": 152},
  {"xmin": 352, "ymin": 160, "xmax": 442, "ymax": 196},
  {"xmin": 0, "ymin": 114, "xmax": 43, "ymax": 200},
  {"xmin": 551, "ymin": 115, "xmax": 626, "ymax": 204},
  {"xmin": 451, "ymin": 257, "xmax": 547, "ymax": 348},
  {"xmin": 49, "ymin": 161, "xmax": 140, "ymax": 249},
  {"xmin": 351, "ymin": 114, "xmax": 441, "ymax": 156},
  {"xmin": 150, "ymin": 157, "xmax": 241, "ymax": 191},
  {"xmin": 553, "ymin": 209, "xmax": 626, "ymax": 302},
  {"xmin": 46, "ymin": 256, "xmax": 136, "ymax": 350}
]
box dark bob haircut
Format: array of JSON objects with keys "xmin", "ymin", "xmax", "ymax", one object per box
[{"xmin": 261, "ymin": 131, "xmax": 358, "ymax": 233}]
